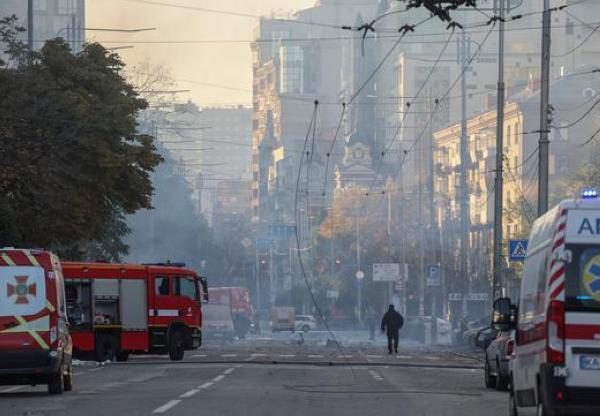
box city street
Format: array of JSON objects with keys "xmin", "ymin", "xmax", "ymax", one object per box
[{"xmin": 1, "ymin": 337, "xmax": 507, "ymax": 416}]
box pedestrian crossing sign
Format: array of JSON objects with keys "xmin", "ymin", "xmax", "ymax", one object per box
[{"xmin": 509, "ymin": 240, "xmax": 528, "ymax": 262}]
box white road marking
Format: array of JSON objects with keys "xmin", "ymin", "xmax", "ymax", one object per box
[
  {"xmin": 179, "ymin": 389, "xmax": 200, "ymax": 399},
  {"xmin": 309, "ymin": 355, "xmax": 324, "ymax": 358},
  {"xmin": 221, "ymin": 354, "xmax": 237, "ymax": 358},
  {"xmin": 153, "ymin": 400, "xmax": 181, "ymax": 414},
  {"xmin": 199, "ymin": 382, "xmax": 214, "ymax": 389},
  {"xmin": 367, "ymin": 355, "xmax": 382, "ymax": 359},
  {"xmin": 88, "ymin": 367, "xmax": 104, "ymax": 372},
  {"xmin": 279, "ymin": 354, "xmax": 295, "ymax": 358},
  {"xmin": 193, "ymin": 354, "xmax": 207, "ymax": 358},
  {"xmin": 0, "ymin": 386, "xmax": 24, "ymax": 393},
  {"xmin": 213, "ymin": 375, "xmax": 225, "ymax": 382},
  {"xmin": 337, "ymin": 355, "xmax": 353, "ymax": 359},
  {"xmin": 251, "ymin": 353, "xmax": 266, "ymax": 357},
  {"xmin": 223, "ymin": 368, "xmax": 235, "ymax": 375},
  {"xmin": 396, "ymin": 355, "xmax": 412, "ymax": 359}
]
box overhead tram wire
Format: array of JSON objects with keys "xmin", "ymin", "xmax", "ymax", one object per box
[
  {"xmin": 292, "ymin": 102, "xmax": 357, "ymax": 379},
  {"xmin": 320, "ymin": 15, "xmax": 435, "ymax": 203}
]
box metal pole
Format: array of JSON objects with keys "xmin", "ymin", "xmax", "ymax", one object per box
[
  {"xmin": 255, "ymin": 249, "xmax": 261, "ymax": 323},
  {"xmin": 459, "ymin": 29, "xmax": 470, "ymax": 297},
  {"xmin": 356, "ymin": 203, "xmax": 362, "ymax": 323},
  {"xmin": 493, "ymin": 0, "xmax": 506, "ymax": 300},
  {"xmin": 269, "ymin": 247, "xmax": 273, "ymax": 308},
  {"xmin": 428, "ymin": 90, "xmax": 437, "ymax": 316},
  {"xmin": 418, "ymin": 151, "xmax": 425, "ymax": 317},
  {"xmin": 27, "ymin": 0, "xmax": 34, "ymax": 50},
  {"xmin": 538, "ymin": 0, "xmax": 551, "ymax": 216}
]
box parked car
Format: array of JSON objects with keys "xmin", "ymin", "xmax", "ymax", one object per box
[
  {"xmin": 295, "ymin": 315, "xmax": 317, "ymax": 332},
  {"xmin": 474, "ymin": 326, "xmax": 496, "ymax": 350},
  {"xmin": 483, "ymin": 329, "xmax": 515, "ymax": 391}
]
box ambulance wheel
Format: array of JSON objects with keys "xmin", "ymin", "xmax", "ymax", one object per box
[
  {"xmin": 64, "ymin": 364, "xmax": 73, "ymax": 392},
  {"xmin": 509, "ymin": 377, "xmax": 519, "ymax": 416},
  {"xmin": 168, "ymin": 331, "xmax": 185, "ymax": 361},
  {"xmin": 48, "ymin": 369, "xmax": 64, "ymax": 395}
]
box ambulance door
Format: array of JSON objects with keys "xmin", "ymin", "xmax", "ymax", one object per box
[{"xmin": 564, "ymin": 245, "xmax": 600, "ymax": 388}]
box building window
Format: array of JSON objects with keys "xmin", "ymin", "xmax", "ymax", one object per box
[
  {"xmin": 58, "ymin": 0, "xmax": 77, "ymax": 15},
  {"xmin": 33, "ymin": 0, "xmax": 48, "ymax": 11},
  {"xmin": 514, "ymin": 156, "xmax": 519, "ymax": 173},
  {"xmin": 558, "ymin": 156, "xmax": 569, "ymax": 174},
  {"xmin": 514, "ymin": 123, "xmax": 519, "ymax": 145},
  {"xmin": 506, "ymin": 125, "xmax": 511, "ymax": 146},
  {"xmin": 280, "ymin": 45, "xmax": 304, "ymax": 94}
]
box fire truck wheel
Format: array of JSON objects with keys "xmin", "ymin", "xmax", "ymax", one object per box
[
  {"xmin": 95, "ymin": 335, "xmax": 117, "ymax": 362},
  {"xmin": 64, "ymin": 364, "xmax": 73, "ymax": 392},
  {"xmin": 168, "ymin": 331, "xmax": 185, "ymax": 361},
  {"xmin": 48, "ymin": 368, "xmax": 65, "ymax": 395},
  {"xmin": 116, "ymin": 352, "xmax": 130, "ymax": 362}
]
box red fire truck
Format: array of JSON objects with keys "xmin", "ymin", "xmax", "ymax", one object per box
[
  {"xmin": 208, "ymin": 287, "xmax": 253, "ymax": 338},
  {"xmin": 62, "ymin": 262, "xmax": 208, "ymax": 361}
]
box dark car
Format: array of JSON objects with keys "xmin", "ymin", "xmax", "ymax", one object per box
[{"xmin": 483, "ymin": 329, "xmax": 515, "ymax": 391}]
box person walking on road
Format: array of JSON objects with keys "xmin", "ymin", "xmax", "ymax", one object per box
[{"xmin": 381, "ymin": 304, "xmax": 404, "ymax": 354}]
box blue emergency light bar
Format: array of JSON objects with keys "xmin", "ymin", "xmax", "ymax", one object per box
[{"xmin": 581, "ymin": 188, "xmax": 598, "ymax": 199}]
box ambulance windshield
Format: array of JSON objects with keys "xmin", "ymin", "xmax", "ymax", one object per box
[
  {"xmin": 0, "ymin": 266, "xmax": 47, "ymax": 317},
  {"xmin": 566, "ymin": 245, "xmax": 600, "ymax": 311}
]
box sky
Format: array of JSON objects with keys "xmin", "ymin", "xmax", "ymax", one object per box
[{"xmin": 87, "ymin": 0, "xmax": 315, "ymax": 107}]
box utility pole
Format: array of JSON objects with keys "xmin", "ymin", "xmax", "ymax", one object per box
[
  {"xmin": 459, "ymin": 29, "xmax": 471, "ymax": 298},
  {"xmin": 538, "ymin": 0, "xmax": 551, "ymax": 216},
  {"xmin": 418, "ymin": 145, "xmax": 425, "ymax": 317},
  {"xmin": 355, "ymin": 202, "xmax": 362, "ymax": 323},
  {"xmin": 27, "ymin": 0, "xmax": 34, "ymax": 50},
  {"xmin": 492, "ymin": 0, "xmax": 506, "ymax": 300},
  {"xmin": 428, "ymin": 90, "xmax": 437, "ymax": 316}
]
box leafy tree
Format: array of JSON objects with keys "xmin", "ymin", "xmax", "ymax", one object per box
[{"xmin": 0, "ymin": 16, "xmax": 162, "ymax": 258}]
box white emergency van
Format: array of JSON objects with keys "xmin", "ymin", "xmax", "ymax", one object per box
[{"xmin": 493, "ymin": 193, "xmax": 600, "ymax": 415}]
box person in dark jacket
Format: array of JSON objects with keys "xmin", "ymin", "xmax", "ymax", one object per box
[{"xmin": 381, "ymin": 304, "xmax": 404, "ymax": 354}]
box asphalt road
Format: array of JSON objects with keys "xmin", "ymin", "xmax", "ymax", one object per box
[{"xmin": 0, "ymin": 339, "xmax": 508, "ymax": 416}]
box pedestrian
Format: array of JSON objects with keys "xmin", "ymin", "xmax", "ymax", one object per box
[{"xmin": 381, "ymin": 304, "xmax": 404, "ymax": 354}]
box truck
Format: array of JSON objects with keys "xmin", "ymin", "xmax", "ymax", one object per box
[
  {"xmin": 271, "ymin": 307, "xmax": 295, "ymax": 333},
  {"xmin": 62, "ymin": 262, "xmax": 208, "ymax": 362},
  {"xmin": 202, "ymin": 301, "xmax": 235, "ymax": 342},
  {"xmin": 0, "ymin": 248, "xmax": 73, "ymax": 394},
  {"xmin": 208, "ymin": 287, "xmax": 253, "ymax": 338},
  {"xmin": 492, "ymin": 192, "xmax": 600, "ymax": 415}
]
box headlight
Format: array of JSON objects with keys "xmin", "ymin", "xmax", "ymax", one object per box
[{"xmin": 49, "ymin": 350, "xmax": 58, "ymax": 358}]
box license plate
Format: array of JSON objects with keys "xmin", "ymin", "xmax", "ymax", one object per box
[{"xmin": 580, "ymin": 355, "xmax": 600, "ymax": 370}]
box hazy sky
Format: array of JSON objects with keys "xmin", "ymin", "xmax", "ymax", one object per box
[{"xmin": 87, "ymin": 0, "xmax": 315, "ymax": 106}]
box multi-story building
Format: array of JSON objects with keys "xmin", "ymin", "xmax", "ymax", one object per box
[
  {"xmin": 434, "ymin": 67, "xmax": 600, "ymax": 299},
  {"xmin": 0, "ymin": 0, "xmax": 85, "ymax": 52}
]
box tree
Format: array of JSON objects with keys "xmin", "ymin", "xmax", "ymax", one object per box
[{"xmin": 0, "ymin": 16, "xmax": 162, "ymax": 258}]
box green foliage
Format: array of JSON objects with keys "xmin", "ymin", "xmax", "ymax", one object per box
[{"xmin": 0, "ymin": 18, "xmax": 162, "ymax": 258}]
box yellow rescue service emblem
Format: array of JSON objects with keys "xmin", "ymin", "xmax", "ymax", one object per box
[{"xmin": 582, "ymin": 254, "xmax": 600, "ymax": 301}]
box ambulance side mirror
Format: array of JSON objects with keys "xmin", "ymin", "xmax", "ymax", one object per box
[{"xmin": 492, "ymin": 298, "xmax": 515, "ymax": 331}]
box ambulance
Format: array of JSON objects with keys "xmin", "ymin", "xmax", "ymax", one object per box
[
  {"xmin": 0, "ymin": 249, "xmax": 73, "ymax": 394},
  {"xmin": 493, "ymin": 191, "xmax": 600, "ymax": 415}
]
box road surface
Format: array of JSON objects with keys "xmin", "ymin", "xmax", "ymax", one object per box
[{"xmin": 1, "ymin": 337, "xmax": 508, "ymax": 416}]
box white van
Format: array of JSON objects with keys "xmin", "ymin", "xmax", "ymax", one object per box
[{"xmin": 493, "ymin": 194, "xmax": 600, "ymax": 415}]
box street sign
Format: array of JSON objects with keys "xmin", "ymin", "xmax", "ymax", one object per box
[
  {"xmin": 394, "ymin": 281, "xmax": 404, "ymax": 292},
  {"xmin": 464, "ymin": 293, "xmax": 489, "ymax": 302},
  {"xmin": 372, "ymin": 263, "xmax": 400, "ymax": 282},
  {"xmin": 326, "ymin": 290, "xmax": 339, "ymax": 299},
  {"xmin": 241, "ymin": 238, "xmax": 252, "ymax": 249},
  {"xmin": 355, "ymin": 270, "xmax": 365, "ymax": 280},
  {"xmin": 509, "ymin": 240, "xmax": 528, "ymax": 262},
  {"xmin": 448, "ymin": 293, "xmax": 462, "ymax": 301},
  {"xmin": 254, "ymin": 239, "xmax": 274, "ymax": 249},
  {"xmin": 426, "ymin": 265, "xmax": 441, "ymax": 286}
]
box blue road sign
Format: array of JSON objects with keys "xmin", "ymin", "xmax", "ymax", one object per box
[
  {"xmin": 426, "ymin": 265, "xmax": 441, "ymax": 286},
  {"xmin": 509, "ymin": 240, "xmax": 528, "ymax": 261},
  {"xmin": 268, "ymin": 224, "xmax": 297, "ymax": 239}
]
